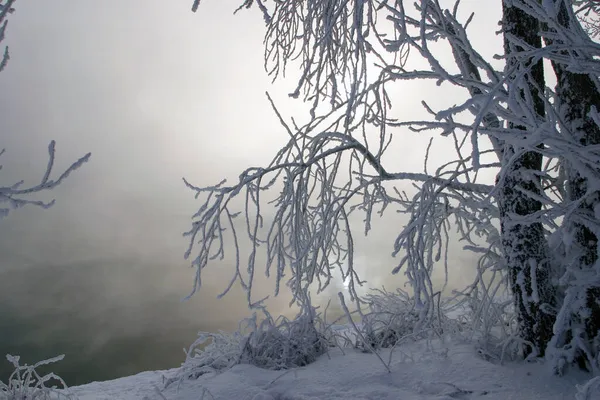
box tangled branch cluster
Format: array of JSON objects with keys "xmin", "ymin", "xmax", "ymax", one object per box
[{"xmin": 186, "ymin": 0, "xmax": 600, "ymax": 373}]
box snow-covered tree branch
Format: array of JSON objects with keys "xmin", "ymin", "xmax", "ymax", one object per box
[
  {"xmin": 0, "ymin": 142, "xmax": 91, "ymax": 219},
  {"xmin": 187, "ymin": 0, "xmax": 600, "ymax": 375},
  {"xmin": 0, "ymin": 0, "xmax": 91, "ymax": 219}
]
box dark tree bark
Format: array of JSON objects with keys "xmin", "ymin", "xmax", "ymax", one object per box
[{"xmin": 498, "ymin": 1, "xmax": 556, "ymax": 357}]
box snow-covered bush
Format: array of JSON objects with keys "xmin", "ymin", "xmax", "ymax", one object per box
[
  {"xmin": 174, "ymin": 306, "xmax": 331, "ymax": 387},
  {"xmin": 174, "ymin": 329, "xmax": 246, "ymax": 383},
  {"xmin": 446, "ymin": 286, "xmax": 528, "ymax": 364},
  {"xmin": 350, "ymin": 288, "xmax": 464, "ymax": 352},
  {"xmin": 0, "ymin": 354, "xmax": 74, "ymax": 400},
  {"xmin": 575, "ymin": 376, "xmax": 600, "ymax": 400},
  {"xmin": 361, "ymin": 288, "xmax": 420, "ymax": 348},
  {"xmin": 176, "ymin": 289, "xmax": 470, "ymax": 387},
  {"xmin": 357, "ymin": 288, "xmax": 429, "ymax": 351},
  {"xmin": 239, "ymin": 310, "xmax": 329, "ymax": 370}
]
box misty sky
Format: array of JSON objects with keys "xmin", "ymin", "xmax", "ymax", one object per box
[
  {"xmin": 0, "ymin": 0, "xmax": 499, "ymax": 286},
  {"xmin": 0, "ymin": 0, "xmax": 504, "ymax": 383}
]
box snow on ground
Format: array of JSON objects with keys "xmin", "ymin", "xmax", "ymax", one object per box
[
  {"xmin": 71, "ymin": 338, "xmax": 592, "ymax": 400},
  {"xmin": 70, "ymin": 369, "xmax": 177, "ymax": 400}
]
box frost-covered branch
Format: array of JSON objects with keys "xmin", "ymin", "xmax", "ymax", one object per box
[
  {"xmin": 0, "ymin": 2, "xmax": 91, "ymax": 219},
  {"xmin": 0, "ymin": 0, "xmax": 16, "ymax": 73},
  {"xmin": 188, "ymin": 0, "xmax": 600, "ymax": 374},
  {"xmin": 0, "ymin": 354, "xmax": 75, "ymax": 399},
  {"xmin": 0, "ymin": 141, "xmax": 91, "ymax": 219}
]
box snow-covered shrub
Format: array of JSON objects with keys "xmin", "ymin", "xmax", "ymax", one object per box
[
  {"xmin": 462, "ymin": 287, "xmax": 515, "ymax": 338},
  {"xmin": 451, "ymin": 286, "xmax": 529, "ymax": 364},
  {"xmin": 356, "ymin": 288, "xmax": 462, "ymax": 351},
  {"xmin": 0, "ymin": 354, "xmax": 74, "ymax": 400},
  {"xmin": 167, "ymin": 326, "xmax": 248, "ymax": 388},
  {"xmin": 173, "ymin": 306, "xmax": 331, "ymax": 387},
  {"xmin": 575, "ymin": 376, "xmax": 600, "ymax": 400},
  {"xmin": 239, "ymin": 308, "xmax": 329, "ymax": 370},
  {"xmin": 357, "ymin": 288, "xmax": 419, "ymax": 351}
]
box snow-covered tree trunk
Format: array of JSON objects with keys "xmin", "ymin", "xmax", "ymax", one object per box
[
  {"xmin": 543, "ymin": 0, "xmax": 600, "ymax": 372},
  {"xmin": 498, "ymin": 1, "xmax": 556, "ymax": 356}
]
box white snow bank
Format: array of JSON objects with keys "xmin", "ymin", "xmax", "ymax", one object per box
[
  {"xmin": 71, "ymin": 369, "xmax": 177, "ymax": 400},
  {"xmin": 71, "ymin": 339, "xmax": 592, "ymax": 400}
]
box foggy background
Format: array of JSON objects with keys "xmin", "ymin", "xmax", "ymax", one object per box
[{"xmin": 0, "ymin": 0, "xmax": 501, "ymax": 385}]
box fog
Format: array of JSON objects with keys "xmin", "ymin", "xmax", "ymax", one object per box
[{"xmin": 0, "ymin": 0, "xmax": 501, "ymax": 385}]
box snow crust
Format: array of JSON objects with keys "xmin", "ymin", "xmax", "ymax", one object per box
[{"xmin": 71, "ymin": 339, "xmax": 591, "ymax": 400}]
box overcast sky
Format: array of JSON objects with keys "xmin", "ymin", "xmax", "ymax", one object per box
[{"xmin": 0, "ymin": 0, "xmax": 503, "ymax": 318}]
